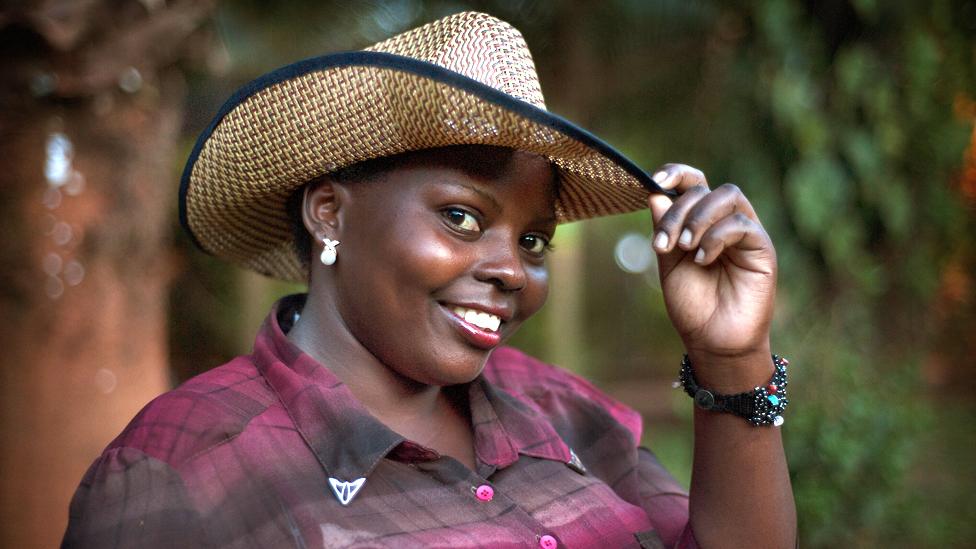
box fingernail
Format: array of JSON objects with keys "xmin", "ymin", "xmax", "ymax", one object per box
[
  {"xmin": 679, "ymin": 228, "xmax": 693, "ymax": 247},
  {"xmin": 654, "ymin": 232, "xmax": 669, "ymax": 250},
  {"xmin": 652, "ymin": 171, "xmax": 668, "ymax": 184},
  {"xmin": 694, "ymin": 248, "xmax": 706, "ymax": 263}
]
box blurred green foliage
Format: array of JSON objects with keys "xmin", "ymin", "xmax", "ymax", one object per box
[{"xmin": 170, "ymin": 1, "xmax": 976, "ymax": 546}]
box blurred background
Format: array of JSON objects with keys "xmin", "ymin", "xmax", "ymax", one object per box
[{"xmin": 2, "ymin": 0, "xmax": 974, "ymax": 547}]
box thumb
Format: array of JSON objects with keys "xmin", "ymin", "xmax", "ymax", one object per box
[
  {"xmin": 647, "ymin": 192, "xmax": 683, "ymax": 279},
  {"xmin": 648, "ymin": 193, "xmax": 673, "ymax": 228}
]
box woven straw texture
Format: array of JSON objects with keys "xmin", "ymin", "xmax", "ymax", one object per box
[{"xmin": 183, "ymin": 11, "xmax": 652, "ymax": 281}]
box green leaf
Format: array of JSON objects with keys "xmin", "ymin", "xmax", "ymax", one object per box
[
  {"xmin": 784, "ymin": 157, "xmax": 849, "ymax": 242},
  {"xmin": 875, "ymin": 178, "xmax": 912, "ymax": 239}
]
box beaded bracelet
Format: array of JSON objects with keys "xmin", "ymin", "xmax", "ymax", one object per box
[{"xmin": 676, "ymin": 354, "xmax": 789, "ymax": 426}]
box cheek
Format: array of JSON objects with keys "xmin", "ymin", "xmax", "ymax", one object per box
[
  {"xmin": 343, "ymin": 214, "xmax": 466, "ymax": 313},
  {"xmin": 521, "ymin": 266, "xmax": 550, "ymax": 318},
  {"xmin": 338, "ymin": 226, "xmax": 465, "ymax": 358},
  {"xmin": 388, "ymin": 229, "xmax": 463, "ymax": 290}
]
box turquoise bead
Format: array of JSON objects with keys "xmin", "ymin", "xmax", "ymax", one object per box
[{"xmin": 767, "ymin": 395, "xmax": 780, "ymax": 406}]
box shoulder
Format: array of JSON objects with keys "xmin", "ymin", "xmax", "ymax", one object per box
[
  {"xmin": 65, "ymin": 357, "xmax": 275, "ymax": 545},
  {"xmin": 65, "ymin": 444, "xmax": 208, "ymax": 547},
  {"xmin": 106, "ymin": 355, "xmax": 276, "ymax": 467},
  {"xmin": 483, "ymin": 346, "xmax": 643, "ymax": 444}
]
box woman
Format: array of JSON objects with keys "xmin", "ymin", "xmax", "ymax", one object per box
[{"xmin": 64, "ymin": 12, "xmax": 795, "ymax": 548}]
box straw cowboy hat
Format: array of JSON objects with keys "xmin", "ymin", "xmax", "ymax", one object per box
[{"xmin": 179, "ymin": 11, "xmax": 671, "ymax": 281}]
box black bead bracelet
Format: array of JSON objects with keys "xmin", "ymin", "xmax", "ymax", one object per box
[{"xmin": 677, "ymin": 354, "xmax": 790, "ymax": 426}]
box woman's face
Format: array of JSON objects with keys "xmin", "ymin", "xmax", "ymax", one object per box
[{"xmin": 323, "ymin": 147, "xmax": 556, "ymax": 387}]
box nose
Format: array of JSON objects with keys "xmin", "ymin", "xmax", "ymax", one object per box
[{"xmin": 473, "ymin": 233, "xmax": 527, "ymax": 292}]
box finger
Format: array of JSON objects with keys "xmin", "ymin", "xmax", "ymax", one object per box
[
  {"xmin": 650, "ymin": 164, "xmax": 709, "ymax": 194},
  {"xmin": 693, "ymin": 213, "xmax": 773, "ymax": 268},
  {"xmin": 674, "ymin": 183, "xmax": 760, "ymax": 252},
  {"xmin": 648, "ymin": 164, "xmax": 711, "ymax": 223},
  {"xmin": 651, "ymin": 184, "xmax": 709, "ymax": 253},
  {"xmin": 648, "ymin": 193, "xmax": 673, "ymax": 225}
]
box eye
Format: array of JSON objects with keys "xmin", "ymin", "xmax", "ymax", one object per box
[
  {"xmin": 441, "ymin": 207, "xmax": 481, "ymax": 233},
  {"xmin": 520, "ymin": 234, "xmax": 553, "ymax": 256}
]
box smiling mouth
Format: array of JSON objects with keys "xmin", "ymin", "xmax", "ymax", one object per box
[{"xmin": 449, "ymin": 306, "xmax": 502, "ymax": 332}]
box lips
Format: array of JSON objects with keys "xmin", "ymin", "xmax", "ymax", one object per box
[
  {"xmin": 441, "ymin": 302, "xmax": 508, "ymax": 350},
  {"xmin": 449, "ymin": 306, "xmax": 501, "ymax": 332}
]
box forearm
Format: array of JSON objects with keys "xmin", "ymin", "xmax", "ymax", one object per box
[{"xmin": 686, "ymin": 349, "xmax": 797, "ymax": 548}]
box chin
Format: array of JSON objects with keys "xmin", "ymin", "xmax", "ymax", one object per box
[{"xmin": 417, "ymin": 349, "xmax": 491, "ymax": 387}]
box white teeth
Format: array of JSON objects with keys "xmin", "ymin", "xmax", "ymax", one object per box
[{"xmin": 450, "ymin": 306, "xmax": 502, "ymax": 332}]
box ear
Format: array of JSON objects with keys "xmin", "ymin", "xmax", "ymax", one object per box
[{"xmin": 301, "ymin": 177, "xmax": 342, "ymax": 240}]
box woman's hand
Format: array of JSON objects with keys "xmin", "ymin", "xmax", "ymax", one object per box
[{"xmin": 648, "ymin": 164, "xmax": 777, "ymax": 387}]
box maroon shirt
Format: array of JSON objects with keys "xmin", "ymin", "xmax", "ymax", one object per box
[{"xmin": 63, "ymin": 295, "xmax": 696, "ymax": 548}]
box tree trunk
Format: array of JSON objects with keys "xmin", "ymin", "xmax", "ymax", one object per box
[{"xmin": 0, "ymin": 2, "xmax": 213, "ymax": 546}]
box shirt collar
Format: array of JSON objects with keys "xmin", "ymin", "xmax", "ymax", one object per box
[
  {"xmin": 253, "ymin": 294, "xmax": 571, "ymax": 482},
  {"xmin": 469, "ymin": 377, "xmax": 571, "ymax": 469}
]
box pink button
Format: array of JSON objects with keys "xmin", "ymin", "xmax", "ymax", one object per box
[
  {"xmin": 475, "ymin": 484, "xmax": 494, "ymax": 502},
  {"xmin": 539, "ymin": 534, "xmax": 558, "ymax": 549}
]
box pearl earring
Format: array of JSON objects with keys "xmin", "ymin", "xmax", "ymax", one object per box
[{"xmin": 320, "ymin": 238, "xmax": 340, "ymax": 266}]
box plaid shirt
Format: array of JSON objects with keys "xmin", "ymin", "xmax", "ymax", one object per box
[{"xmin": 64, "ymin": 295, "xmax": 695, "ymax": 548}]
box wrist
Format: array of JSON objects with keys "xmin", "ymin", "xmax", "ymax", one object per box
[
  {"xmin": 678, "ymin": 353, "xmax": 790, "ymax": 427},
  {"xmin": 685, "ymin": 346, "xmax": 772, "ymax": 393}
]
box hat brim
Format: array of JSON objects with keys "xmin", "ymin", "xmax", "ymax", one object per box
[{"xmin": 180, "ymin": 51, "xmax": 671, "ymax": 281}]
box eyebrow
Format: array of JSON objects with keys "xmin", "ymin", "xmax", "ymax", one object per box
[
  {"xmin": 431, "ymin": 180, "xmax": 558, "ymax": 227},
  {"xmin": 455, "ymin": 182, "xmax": 502, "ymax": 212}
]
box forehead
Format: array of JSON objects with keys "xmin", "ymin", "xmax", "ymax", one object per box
[
  {"xmin": 394, "ymin": 146, "xmax": 555, "ymax": 186},
  {"xmin": 349, "ymin": 145, "xmax": 558, "ymax": 211}
]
